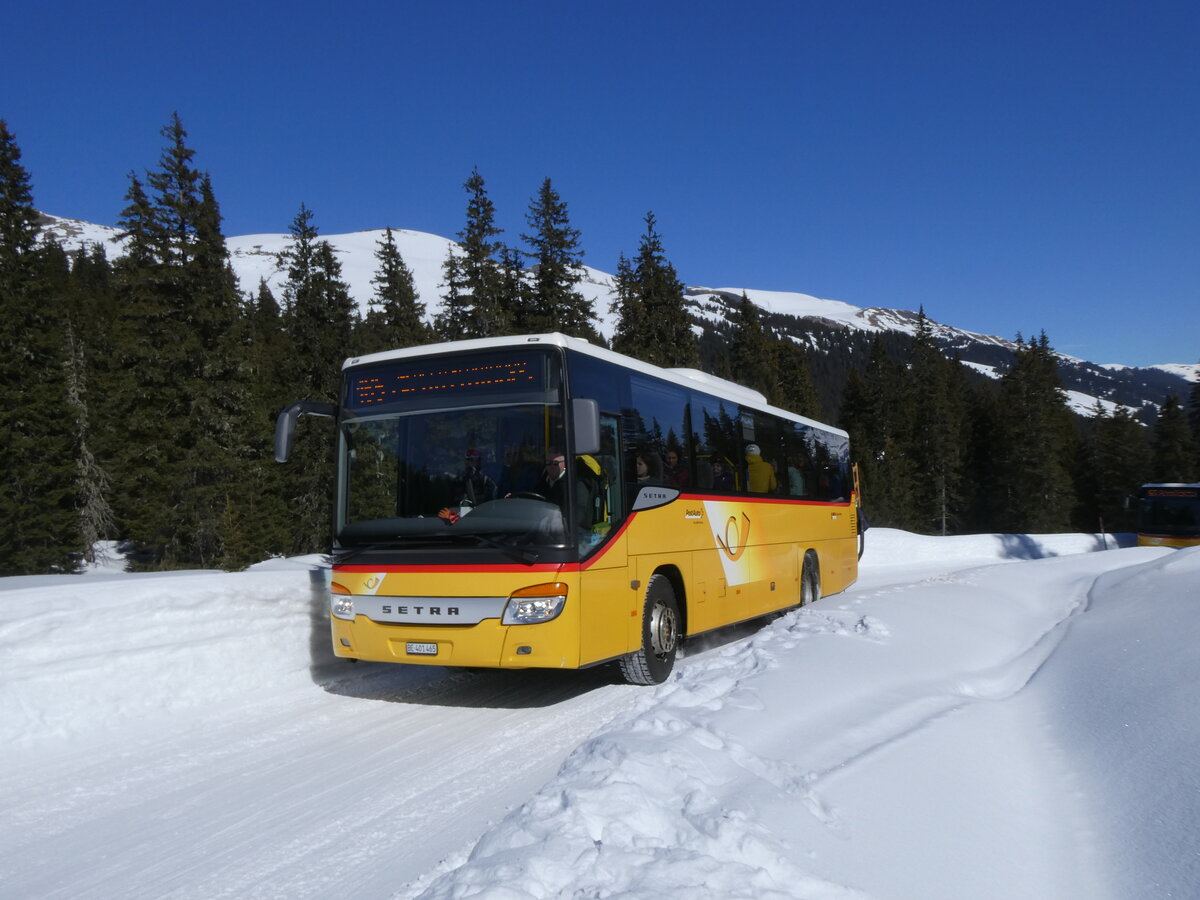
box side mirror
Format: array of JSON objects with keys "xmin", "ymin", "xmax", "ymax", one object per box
[
  {"xmin": 275, "ymin": 400, "xmax": 336, "ymax": 462},
  {"xmin": 572, "ymin": 398, "xmax": 601, "ymax": 456}
]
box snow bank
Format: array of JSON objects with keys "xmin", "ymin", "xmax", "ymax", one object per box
[
  {"xmin": 407, "ymin": 539, "xmax": 1187, "ymax": 899},
  {"xmin": 2, "ymin": 534, "xmax": 1195, "ymax": 899},
  {"xmin": 0, "ymin": 563, "xmax": 331, "ymax": 747}
]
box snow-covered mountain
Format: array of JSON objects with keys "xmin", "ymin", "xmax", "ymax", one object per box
[{"xmin": 37, "ymin": 213, "xmax": 1197, "ymax": 420}]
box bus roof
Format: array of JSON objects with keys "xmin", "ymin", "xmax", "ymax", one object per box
[{"xmin": 342, "ymin": 332, "xmax": 846, "ymax": 438}]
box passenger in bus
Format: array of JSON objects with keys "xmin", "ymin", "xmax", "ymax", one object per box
[
  {"xmin": 787, "ymin": 462, "xmax": 807, "ymax": 497},
  {"xmin": 710, "ymin": 457, "xmax": 734, "ymax": 490},
  {"xmin": 745, "ymin": 443, "xmax": 777, "ymax": 493},
  {"xmin": 635, "ymin": 452, "xmax": 661, "ymax": 485},
  {"xmin": 663, "ymin": 448, "xmax": 690, "ymax": 489}
]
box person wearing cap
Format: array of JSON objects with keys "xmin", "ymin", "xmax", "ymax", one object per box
[{"xmin": 745, "ymin": 443, "xmax": 777, "ymax": 493}]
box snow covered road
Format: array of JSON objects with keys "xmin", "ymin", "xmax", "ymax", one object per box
[{"xmin": 1, "ymin": 532, "xmax": 1196, "ymax": 899}]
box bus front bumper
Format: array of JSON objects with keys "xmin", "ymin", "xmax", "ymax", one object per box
[{"xmin": 330, "ymin": 614, "xmax": 581, "ymax": 669}]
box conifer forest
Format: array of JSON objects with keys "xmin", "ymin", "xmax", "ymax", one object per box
[{"xmin": 2, "ymin": 117, "xmax": 1197, "ymax": 575}]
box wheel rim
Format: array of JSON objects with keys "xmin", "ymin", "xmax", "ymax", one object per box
[{"xmin": 649, "ymin": 600, "xmax": 678, "ymax": 657}]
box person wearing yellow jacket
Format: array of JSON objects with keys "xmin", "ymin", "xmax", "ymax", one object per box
[{"xmin": 744, "ymin": 443, "xmax": 777, "ymax": 493}]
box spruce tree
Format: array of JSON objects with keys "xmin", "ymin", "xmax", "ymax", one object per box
[
  {"xmin": 839, "ymin": 337, "xmax": 916, "ymax": 529},
  {"xmin": 609, "ymin": 252, "xmax": 642, "ymax": 346},
  {"xmin": 359, "ymin": 226, "xmax": 429, "ymax": 354},
  {"xmin": 0, "ymin": 120, "xmax": 78, "ymax": 574},
  {"xmin": 610, "ymin": 212, "xmax": 699, "ymax": 368},
  {"xmin": 1190, "ymin": 379, "xmax": 1200, "ymax": 477},
  {"xmin": 0, "ymin": 121, "xmax": 39, "ymax": 260},
  {"xmin": 993, "ymin": 332, "xmax": 1076, "ymax": 532},
  {"xmin": 109, "ymin": 115, "xmax": 248, "ymax": 568},
  {"xmin": 64, "ymin": 319, "xmax": 116, "ymax": 563},
  {"xmin": 907, "ymin": 310, "xmax": 969, "ymax": 534},
  {"xmin": 1082, "ymin": 404, "xmax": 1150, "ymax": 532},
  {"xmin": 1150, "ymin": 394, "xmax": 1196, "ymax": 482},
  {"xmin": 434, "ymin": 168, "xmax": 510, "ymax": 338},
  {"xmin": 184, "ymin": 173, "xmax": 255, "ymax": 567},
  {"xmin": 146, "ymin": 113, "xmax": 201, "ymax": 266},
  {"xmin": 277, "ymin": 204, "xmax": 358, "ymax": 553},
  {"xmin": 278, "ymin": 204, "xmax": 357, "ymax": 400},
  {"xmin": 435, "ymin": 246, "xmax": 472, "ymax": 340},
  {"xmin": 961, "ymin": 381, "xmax": 1003, "ymax": 532},
  {"xmin": 770, "ymin": 339, "xmax": 823, "ymax": 419},
  {"xmin": 517, "ymin": 178, "xmax": 599, "ymax": 340},
  {"xmin": 729, "ymin": 292, "xmax": 774, "ymax": 397},
  {"xmin": 243, "ymin": 279, "xmax": 295, "ymax": 559}
]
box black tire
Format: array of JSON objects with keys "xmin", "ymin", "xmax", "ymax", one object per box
[
  {"xmin": 800, "ymin": 552, "xmax": 820, "ymax": 606},
  {"xmin": 619, "ymin": 574, "xmax": 680, "ymax": 685}
]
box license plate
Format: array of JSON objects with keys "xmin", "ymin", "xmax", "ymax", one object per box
[{"xmin": 406, "ymin": 642, "xmax": 438, "ymax": 656}]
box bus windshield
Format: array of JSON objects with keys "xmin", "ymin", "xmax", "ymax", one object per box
[
  {"xmin": 1138, "ymin": 486, "xmax": 1200, "ymax": 538},
  {"xmin": 337, "ymin": 402, "xmax": 569, "ymax": 552}
]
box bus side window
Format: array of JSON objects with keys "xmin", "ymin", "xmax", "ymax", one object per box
[{"xmin": 597, "ymin": 414, "xmax": 623, "ymax": 525}]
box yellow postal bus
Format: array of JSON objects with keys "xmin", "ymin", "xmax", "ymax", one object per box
[
  {"xmin": 1134, "ymin": 483, "xmax": 1200, "ymax": 548},
  {"xmin": 276, "ymin": 334, "xmax": 862, "ymax": 684}
]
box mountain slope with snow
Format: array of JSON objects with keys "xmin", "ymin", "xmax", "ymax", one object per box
[{"xmin": 36, "ymin": 212, "xmax": 1198, "ymax": 416}]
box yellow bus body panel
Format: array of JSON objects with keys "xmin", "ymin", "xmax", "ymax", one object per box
[
  {"xmin": 1137, "ymin": 534, "xmax": 1200, "ymax": 548},
  {"xmin": 329, "ymin": 497, "xmax": 858, "ymax": 671}
]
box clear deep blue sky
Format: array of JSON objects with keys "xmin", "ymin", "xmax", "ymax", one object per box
[{"xmin": 4, "ymin": 0, "xmax": 1197, "ymax": 367}]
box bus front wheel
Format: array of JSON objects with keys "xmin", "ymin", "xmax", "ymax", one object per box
[{"xmin": 619, "ymin": 574, "xmax": 680, "ymax": 685}]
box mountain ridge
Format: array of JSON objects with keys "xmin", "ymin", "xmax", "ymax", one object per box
[{"xmin": 36, "ymin": 212, "xmax": 1197, "ymax": 422}]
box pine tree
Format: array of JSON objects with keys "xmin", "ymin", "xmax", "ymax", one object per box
[
  {"xmin": 278, "ymin": 204, "xmax": 357, "ymax": 400},
  {"xmin": 277, "ymin": 204, "xmax": 357, "ymax": 553},
  {"xmin": 1190, "ymin": 379, "xmax": 1200, "ymax": 477},
  {"xmin": 907, "ymin": 310, "xmax": 969, "ymax": 534},
  {"xmin": 146, "ymin": 113, "xmax": 201, "ymax": 266},
  {"xmin": 434, "ymin": 168, "xmax": 510, "ymax": 338},
  {"xmin": 1082, "ymin": 404, "xmax": 1150, "ymax": 532},
  {"xmin": 359, "ymin": 226, "xmax": 429, "ymax": 354},
  {"xmin": 435, "ymin": 246, "xmax": 472, "ymax": 340},
  {"xmin": 108, "ymin": 115, "xmax": 249, "ymax": 568},
  {"xmin": 517, "ymin": 178, "xmax": 599, "ymax": 340},
  {"xmin": 0, "ymin": 120, "xmax": 79, "ymax": 573},
  {"xmin": 64, "ymin": 319, "xmax": 116, "ymax": 563},
  {"xmin": 1150, "ymin": 394, "xmax": 1196, "ymax": 482},
  {"xmin": 184, "ymin": 173, "xmax": 255, "ymax": 567},
  {"xmin": 610, "ymin": 212, "xmax": 699, "ymax": 368},
  {"xmin": 243, "ymin": 279, "xmax": 295, "ymax": 559},
  {"xmin": 839, "ymin": 337, "xmax": 916, "ymax": 529},
  {"xmin": 770, "ymin": 339, "xmax": 823, "ymax": 419},
  {"xmin": 609, "ymin": 252, "xmax": 642, "ymax": 347},
  {"xmin": 0, "ymin": 121, "xmax": 39, "ymax": 261},
  {"xmin": 729, "ymin": 292, "xmax": 774, "ymax": 397},
  {"xmin": 993, "ymin": 332, "xmax": 1076, "ymax": 532}
]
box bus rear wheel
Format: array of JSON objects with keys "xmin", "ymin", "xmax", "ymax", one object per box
[
  {"xmin": 801, "ymin": 552, "xmax": 820, "ymax": 606},
  {"xmin": 619, "ymin": 574, "xmax": 680, "ymax": 685}
]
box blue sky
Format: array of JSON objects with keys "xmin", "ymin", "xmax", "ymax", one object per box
[{"xmin": 4, "ymin": 0, "xmax": 1197, "ymax": 368}]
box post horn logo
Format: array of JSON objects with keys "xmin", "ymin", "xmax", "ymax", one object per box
[{"xmin": 716, "ymin": 513, "xmax": 751, "ymax": 561}]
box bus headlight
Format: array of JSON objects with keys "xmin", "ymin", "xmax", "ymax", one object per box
[
  {"xmin": 331, "ymin": 582, "xmax": 355, "ymax": 620},
  {"xmin": 502, "ymin": 583, "xmax": 568, "ymax": 624}
]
